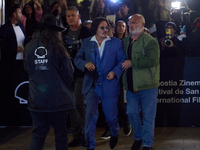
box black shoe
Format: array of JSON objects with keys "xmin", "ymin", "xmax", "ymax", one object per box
[
  {"xmin": 131, "ymin": 139, "xmax": 142, "ymax": 150},
  {"xmin": 123, "ymin": 122, "xmax": 132, "ymax": 136},
  {"xmin": 109, "ymin": 135, "xmax": 118, "ymax": 149},
  {"xmin": 100, "ymin": 130, "xmax": 111, "ymax": 140},
  {"xmin": 68, "ymin": 139, "xmax": 82, "ymax": 147},
  {"xmin": 142, "ymin": 147, "xmax": 153, "ymax": 150},
  {"xmin": 87, "ymin": 149, "xmax": 94, "ymax": 150}
]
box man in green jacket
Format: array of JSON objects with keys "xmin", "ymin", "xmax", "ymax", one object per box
[{"xmin": 122, "ymin": 14, "xmax": 160, "ymax": 150}]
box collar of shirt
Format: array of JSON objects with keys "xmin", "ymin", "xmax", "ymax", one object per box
[
  {"xmin": 90, "ymin": 35, "xmax": 111, "ymax": 58},
  {"xmin": 12, "ymin": 24, "xmax": 19, "ymax": 27},
  {"xmin": 90, "ymin": 35, "xmax": 111, "ymax": 47}
]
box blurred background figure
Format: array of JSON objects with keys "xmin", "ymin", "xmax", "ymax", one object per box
[
  {"xmin": 114, "ymin": 20, "xmax": 128, "ymax": 39},
  {"xmin": 21, "ymin": 0, "xmax": 43, "ymax": 40},
  {"xmin": 0, "ymin": 5, "xmax": 29, "ymax": 60},
  {"xmin": 149, "ymin": 0, "xmax": 171, "ymax": 41},
  {"xmin": 56, "ymin": 0, "xmax": 68, "ymax": 19},
  {"xmin": 113, "ymin": 19, "xmax": 131, "ymax": 140},
  {"xmin": 51, "ymin": 0, "xmax": 68, "ymax": 28},
  {"xmin": 107, "ymin": 19, "xmax": 115, "ymax": 37},
  {"xmin": 115, "ymin": 0, "xmax": 131, "ymax": 26},
  {"xmin": 90, "ymin": 0, "xmax": 111, "ymax": 21},
  {"xmin": 83, "ymin": 19, "xmax": 92, "ymax": 28},
  {"xmin": 170, "ymin": 0, "xmax": 190, "ymax": 35},
  {"xmin": 182, "ymin": 10, "xmax": 200, "ymax": 57}
]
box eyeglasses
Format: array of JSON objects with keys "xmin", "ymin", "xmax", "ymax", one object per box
[{"xmin": 98, "ymin": 26, "xmax": 110, "ymax": 30}]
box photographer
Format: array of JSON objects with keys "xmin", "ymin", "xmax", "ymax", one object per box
[{"xmin": 160, "ymin": 21, "xmax": 185, "ymax": 57}]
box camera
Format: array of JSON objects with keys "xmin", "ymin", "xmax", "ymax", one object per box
[
  {"xmin": 165, "ymin": 39, "xmax": 172, "ymax": 46},
  {"xmin": 63, "ymin": 35, "xmax": 82, "ymax": 57},
  {"xmin": 164, "ymin": 28, "xmax": 172, "ymax": 46}
]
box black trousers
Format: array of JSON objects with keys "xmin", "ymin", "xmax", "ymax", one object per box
[{"xmin": 29, "ymin": 111, "xmax": 69, "ymax": 150}]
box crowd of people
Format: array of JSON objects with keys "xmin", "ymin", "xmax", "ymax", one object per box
[{"xmin": 0, "ymin": 0, "xmax": 200, "ymax": 150}]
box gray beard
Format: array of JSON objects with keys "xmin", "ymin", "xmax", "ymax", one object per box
[{"xmin": 130, "ymin": 26, "xmax": 143, "ymax": 35}]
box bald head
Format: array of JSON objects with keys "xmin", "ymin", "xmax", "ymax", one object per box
[
  {"xmin": 129, "ymin": 14, "xmax": 145, "ymax": 36},
  {"xmin": 129, "ymin": 14, "xmax": 145, "ymax": 26}
]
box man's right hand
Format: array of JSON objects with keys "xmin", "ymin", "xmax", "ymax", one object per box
[{"xmin": 85, "ymin": 62, "xmax": 95, "ymax": 71}]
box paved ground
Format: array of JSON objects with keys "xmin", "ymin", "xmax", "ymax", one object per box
[{"xmin": 0, "ymin": 127, "xmax": 200, "ymax": 150}]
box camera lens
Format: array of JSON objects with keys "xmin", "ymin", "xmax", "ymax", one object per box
[{"xmin": 165, "ymin": 39, "xmax": 172, "ymax": 46}]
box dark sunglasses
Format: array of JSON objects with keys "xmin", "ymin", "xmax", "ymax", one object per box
[{"xmin": 98, "ymin": 26, "xmax": 110, "ymax": 30}]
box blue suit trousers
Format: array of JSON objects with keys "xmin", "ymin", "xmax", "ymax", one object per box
[{"xmin": 84, "ymin": 86, "xmax": 120, "ymax": 149}]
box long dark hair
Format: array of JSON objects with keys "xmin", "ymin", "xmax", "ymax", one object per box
[
  {"xmin": 114, "ymin": 20, "xmax": 128, "ymax": 39},
  {"xmin": 36, "ymin": 29, "xmax": 69, "ymax": 58},
  {"xmin": 90, "ymin": 17, "xmax": 109, "ymax": 35},
  {"xmin": 22, "ymin": 1, "xmax": 36, "ymax": 22}
]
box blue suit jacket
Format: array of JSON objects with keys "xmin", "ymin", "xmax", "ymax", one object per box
[
  {"xmin": 0, "ymin": 20, "xmax": 29, "ymax": 60},
  {"xmin": 74, "ymin": 36, "xmax": 125, "ymax": 98}
]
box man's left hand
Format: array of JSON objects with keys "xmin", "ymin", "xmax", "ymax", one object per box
[
  {"xmin": 106, "ymin": 71, "xmax": 115, "ymax": 80},
  {"xmin": 122, "ymin": 60, "xmax": 132, "ymax": 70}
]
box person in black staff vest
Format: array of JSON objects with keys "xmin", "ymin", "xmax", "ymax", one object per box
[{"xmin": 23, "ymin": 14, "xmax": 75, "ymax": 150}]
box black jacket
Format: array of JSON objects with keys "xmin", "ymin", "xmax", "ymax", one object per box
[
  {"xmin": 62, "ymin": 25, "xmax": 93, "ymax": 79},
  {"xmin": 160, "ymin": 36, "xmax": 185, "ymax": 57},
  {"xmin": 24, "ymin": 33, "xmax": 75, "ymax": 112},
  {"xmin": 0, "ymin": 20, "xmax": 29, "ymax": 60}
]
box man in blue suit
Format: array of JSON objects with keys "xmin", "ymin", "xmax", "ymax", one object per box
[{"xmin": 74, "ymin": 17, "xmax": 125, "ymax": 150}]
